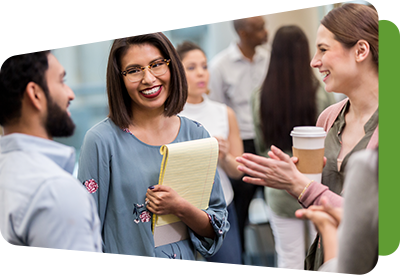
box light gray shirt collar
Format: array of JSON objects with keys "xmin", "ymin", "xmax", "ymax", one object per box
[{"xmin": 228, "ymin": 42, "xmax": 267, "ymax": 63}]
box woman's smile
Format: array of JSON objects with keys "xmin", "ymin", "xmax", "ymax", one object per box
[{"xmin": 140, "ymin": 85, "xmax": 162, "ymax": 98}]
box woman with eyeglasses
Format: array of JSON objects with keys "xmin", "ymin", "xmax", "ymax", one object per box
[
  {"xmin": 177, "ymin": 41, "xmax": 244, "ymax": 264},
  {"xmin": 78, "ymin": 33, "xmax": 228, "ymax": 259},
  {"xmin": 236, "ymin": 3, "xmax": 378, "ymax": 270}
]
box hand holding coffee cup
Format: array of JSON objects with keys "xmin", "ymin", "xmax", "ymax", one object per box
[{"xmin": 290, "ymin": 126, "xmax": 327, "ymax": 184}]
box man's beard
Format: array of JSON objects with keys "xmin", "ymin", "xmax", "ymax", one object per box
[{"xmin": 45, "ymin": 97, "xmax": 75, "ymax": 138}]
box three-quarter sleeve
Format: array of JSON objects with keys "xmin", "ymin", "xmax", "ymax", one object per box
[{"xmin": 188, "ymin": 170, "xmax": 229, "ymax": 257}]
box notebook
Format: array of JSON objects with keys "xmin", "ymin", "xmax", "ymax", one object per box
[{"xmin": 152, "ymin": 137, "xmax": 219, "ymax": 247}]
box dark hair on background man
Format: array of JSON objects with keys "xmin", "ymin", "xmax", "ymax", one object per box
[
  {"xmin": 233, "ymin": 9, "xmax": 256, "ymax": 33},
  {"xmin": 106, "ymin": 32, "xmax": 188, "ymax": 129},
  {"xmin": 0, "ymin": 51, "xmax": 51, "ymax": 126},
  {"xmin": 321, "ymin": 3, "xmax": 379, "ymax": 70},
  {"xmin": 259, "ymin": 25, "xmax": 318, "ymax": 152},
  {"xmin": 176, "ymin": 41, "xmax": 205, "ymax": 61}
]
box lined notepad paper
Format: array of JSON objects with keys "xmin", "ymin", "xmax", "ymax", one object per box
[{"xmin": 153, "ymin": 137, "xmax": 219, "ymax": 247}]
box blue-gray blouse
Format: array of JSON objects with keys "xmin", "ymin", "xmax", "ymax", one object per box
[{"xmin": 77, "ymin": 116, "xmax": 229, "ymax": 259}]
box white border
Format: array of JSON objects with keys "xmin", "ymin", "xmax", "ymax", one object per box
[
  {"xmin": 380, "ymin": 0, "xmax": 400, "ymax": 17},
  {"xmin": 381, "ymin": 258, "xmax": 400, "ymax": 275}
]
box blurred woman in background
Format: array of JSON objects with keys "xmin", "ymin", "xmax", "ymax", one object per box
[
  {"xmin": 251, "ymin": 25, "xmax": 335, "ymax": 269},
  {"xmin": 177, "ymin": 41, "xmax": 243, "ymax": 264}
]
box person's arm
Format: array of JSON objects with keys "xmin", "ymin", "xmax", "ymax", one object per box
[
  {"xmin": 237, "ymin": 145, "xmax": 310, "ymax": 197},
  {"xmin": 147, "ymin": 126, "xmax": 229, "ymax": 256},
  {"xmin": 27, "ymin": 178, "xmax": 102, "ymax": 251},
  {"xmin": 78, "ymin": 129, "xmax": 110, "ymax": 218},
  {"xmin": 295, "ymin": 204, "xmax": 339, "ymax": 262},
  {"xmin": 77, "ymin": 129, "xmax": 111, "ymax": 251},
  {"xmin": 236, "ymin": 145, "xmax": 343, "ymax": 208},
  {"xmin": 146, "ymin": 185, "xmax": 215, "ymax": 239},
  {"xmin": 216, "ymin": 107, "xmax": 244, "ymax": 179},
  {"xmin": 146, "ymin": 140, "xmax": 229, "ymax": 257}
]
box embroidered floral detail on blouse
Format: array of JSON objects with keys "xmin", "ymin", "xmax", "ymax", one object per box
[
  {"xmin": 140, "ymin": 210, "xmax": 151, "ymax": 222},
  {"xmin": 162, "ymin": 250, "xmax": 177, "ymax": 259},
  {"xmin": 122, "ymin": 128, "xmax": 132, "ymax": 134},
  {"xmin": 133, "ymin": 203, "xmax": 151, "ymax": 224},
  {"xmin": 208, "ymin": 213, "xmax": 226, "ymax": 235},
  {"xmin": 191, "ymin": 120, "xmax": 203, "ymax": 128},
  {"xmin": 84, "ymin": 179, "xmax": 98, "ymax": 194}
]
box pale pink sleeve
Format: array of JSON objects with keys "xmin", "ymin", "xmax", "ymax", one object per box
[{"xmin": 298, "ymin": 181, "xmax": 343, "ymax": 208}]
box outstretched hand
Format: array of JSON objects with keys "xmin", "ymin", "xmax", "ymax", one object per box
[
  {"xmin": 236, "ymin": 145, "xmax": 310, "ymax": 197},
  {"xmin": 295, "ymin": 197, "xmax": 342, "ymax": 232}
]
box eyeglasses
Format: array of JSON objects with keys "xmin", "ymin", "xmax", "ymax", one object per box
[{"xmin": 121, "ymin": 59, "xmax": 171, "ymax": 83}]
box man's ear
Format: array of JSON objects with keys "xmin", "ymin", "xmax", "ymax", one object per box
[
  {"xmin": 24, "ymin": 82, "xmax": 46, "ymax": 111},
  {"xmin": 237, "ymin": 29, "xmax": 246, "ymax": 40},
  {"xmin": 355, "ymin": 40, "xmax": 370, "ymax": 63}
]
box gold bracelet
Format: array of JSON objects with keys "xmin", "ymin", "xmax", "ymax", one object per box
[{"xmin": 298, "ymin": 180, "xmax": 314, "ymax": 200}]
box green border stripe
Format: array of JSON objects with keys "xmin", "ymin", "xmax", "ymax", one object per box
[{"xmin": 379, "ymin": 20, "xmax": 400, "ymax": 256}]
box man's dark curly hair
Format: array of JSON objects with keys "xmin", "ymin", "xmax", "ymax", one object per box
[{"xmin": 0, "ymin": 23, "xmax": 53, "ymax": 126}]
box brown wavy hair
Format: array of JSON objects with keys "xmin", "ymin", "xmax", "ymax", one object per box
[{"xmin": 321, "ymin": 3, "xmax": 379, "ymax": 70}]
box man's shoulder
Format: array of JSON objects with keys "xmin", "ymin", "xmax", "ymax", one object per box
[
  {"xmin": 9, "ymin": 151, "xmax": 77, "ymax": 188},
  {"xmin": 0, "ymin": 151, "xmax": 82, "ymax": 214},
  {"xmin": 209, "ymin": 46, "xmax": 235, "ymax": 67}
]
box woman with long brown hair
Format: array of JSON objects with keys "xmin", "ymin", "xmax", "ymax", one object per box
[{"xmin": 251, "ymin": 25, "xmax": 334, "ymax": 269}]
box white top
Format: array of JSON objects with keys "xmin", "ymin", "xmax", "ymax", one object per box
[
  {"xmin": 180, "ymin": 95, "xmax": 234, "ymax": 205},
  {"xmin": 208, "ymin": 42, "xmax": 270, "ymax": 140}
]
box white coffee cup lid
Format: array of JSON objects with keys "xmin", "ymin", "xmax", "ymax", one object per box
[{"xmin": 290, "ymin": 126, "xmax": 326, "ymax": 138}]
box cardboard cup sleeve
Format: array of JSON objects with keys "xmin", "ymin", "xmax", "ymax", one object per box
[{"xmin": 292, "ymin": 147, "xmax": 325, "ymax": 174}]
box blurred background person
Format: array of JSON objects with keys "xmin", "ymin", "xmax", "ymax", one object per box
[
  {"xmin": 296, "ymin": 148, "xmax": 378, "ymax": 274},
  {"xmin": 251, "ymin": 25, "xmax": 335, "ymax": 269},
  {"xmin": 177, "ymin": 41, "xmax": 243, "ymax": 264},
  {"xmin": 208, "ymin": 16, "xmax": 270, "ymax": 254}
]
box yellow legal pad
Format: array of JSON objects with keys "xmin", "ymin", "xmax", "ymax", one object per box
[{"xmin": 152, "ymin": 137, "xmax": 219, "ymax": 247}]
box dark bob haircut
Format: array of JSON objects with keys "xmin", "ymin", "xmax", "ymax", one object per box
[
  {"xmin": 106, "ymin": 32, "xmax": 188, "ymax": 129},
  {"xmin": 176, "ymin": 41, "xmax": 205, "ymax": 61},
  {"xmin": 0, "ymin": 51, "xmax": 50, "ymax": 126},
  {"xmin": 321, "ymin": 3, "xmax": 378, "ymax": 70}
]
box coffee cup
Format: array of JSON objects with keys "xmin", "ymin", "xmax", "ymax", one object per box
[{"xmin": 290, "ymin": 126, "xmax": 326, "ymax": 183}]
